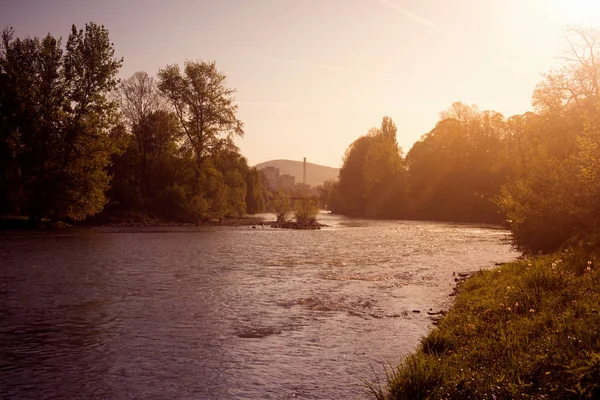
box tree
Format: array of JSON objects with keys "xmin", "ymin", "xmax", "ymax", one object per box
[
  {"xmin": 0, "ymin": 23, "xmax": 122, "ymax": 221},
  {"xmin": 294, "ymin": 195, "xmax": 319, "ymax": 225},
  {"xmin": 336, "ymin": 117, "xmax": 405, "ymax": 217},
  {"xmin": 111, "ymin": 72, "xmax": 173, "ymax": 200},
  {"xmin": 272, "ymin": 191, "xmax": 291, "ymax": 223},
  {"xmin": 533, "ymin": 26, "xmax": 600, "ymax": 113},
  {"xmin": 157, "ymin": 60, "xmax": 243, "ymax": 183},
  {"xmin": 337, "ymin": 134, "xmax": 371, "ymax": 215},
  {"xmin": 380, "ymin": 115, "xmax": 398, "ymax": 146},
  {"xmin": 318, "ymin": 179, "xmax": 340, "ymax": 211},
  {"xmin": 115, "ymin": 71, "xmax": 163, "ymax": 129},
  {"xmin": 363, "ymin": 133, "xmax": 404, "ymax": 217},
  {"xmin": 131, "ymin": 110, "xmax": 181, "ymax": 198},
  {"xmin": 496, "ymin": 27, "xmax": 600, "ymax": 252},
  {"xmin": 406, "ymin": 102, "xmax": 506, "ymax": 222},
  {"xmin": 245, "ymin": 167, "xmax": 266, "ymax": 214},
  {"xmin": 105, "ymin": 63, "xmax": 251, "ymax": 222}
]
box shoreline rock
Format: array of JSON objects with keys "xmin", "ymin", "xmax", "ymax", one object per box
[{"xmin": 426, "ymin": 272, "xmax": 476, "ymax": 325}]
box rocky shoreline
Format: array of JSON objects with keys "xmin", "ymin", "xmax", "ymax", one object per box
[{"xmin": 425, "ymin": 271, "xmax": 475, "ymax": 325}]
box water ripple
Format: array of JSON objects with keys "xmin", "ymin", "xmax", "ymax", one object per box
[{"xmin": 0, "ymin": 215, "xmax": 519, "ymax": 399}]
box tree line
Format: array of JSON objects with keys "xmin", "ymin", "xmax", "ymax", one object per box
[
  {"xmin": 322, "ymin": 26, "xmax": 600, "ymax": 254},
  {"xmin": 0, "ymin": 23, "xmax": 267, "ymax": 225},
  {"xmin": 3, "ymin": 22, "xmax": 599, "ymax": 250}
]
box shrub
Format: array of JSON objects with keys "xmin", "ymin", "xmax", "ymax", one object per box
[
  {"xmin": 272, "ymin": 191, "xmax": 291, "ymax": 223},
  {"xmin": 294, "ymin": 195, "xmax": 319, "ymax": 225}
]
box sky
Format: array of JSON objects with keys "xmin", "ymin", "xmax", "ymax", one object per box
[{"xmin": 2, "ymin": 0, "xmax": 600, "ymax": 168}]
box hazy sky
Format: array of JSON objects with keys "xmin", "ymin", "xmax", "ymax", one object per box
[{"xmin": 2, "ymin": 0, "xmax": 600, "ymax": 167}]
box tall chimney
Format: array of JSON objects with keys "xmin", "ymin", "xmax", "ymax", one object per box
[{"xmin": 303, "ymin": 157, "xmax": 307, "ymax": 185}]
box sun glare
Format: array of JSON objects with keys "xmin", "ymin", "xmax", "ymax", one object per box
[{"xmin": 551, "ymin": 0, "xmax": 600, "ymax": 25}]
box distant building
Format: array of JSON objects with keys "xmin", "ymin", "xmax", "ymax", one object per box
[
  {"xmin": 279, "ymin": 174, "xmax": 295, "ymax": 189},
  {"xmin": 259, "ymin": 158, "xmax": 311, "ymax": 192}
]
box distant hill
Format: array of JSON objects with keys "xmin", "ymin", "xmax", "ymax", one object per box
[{"xmin": 254, "ymin": 159, "xmax": 339, "ymax": 188}]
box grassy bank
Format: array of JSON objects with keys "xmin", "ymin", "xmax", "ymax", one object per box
[{"xmin": 370, "ymin": 248, "xmax": 600, "ymax": 399}]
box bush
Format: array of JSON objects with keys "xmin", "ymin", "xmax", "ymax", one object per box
[
  {"xmin": 272, "ymin": 191, "xmax": 291, "ymax": 223},
  {"xmin": 294, "ymin": 195, "xmax": 319, "ymax": 225}
]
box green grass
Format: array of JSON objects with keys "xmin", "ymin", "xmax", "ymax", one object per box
[{"xmin": 369, "ymin": 248, "xmax": 600, "ymax": 399}]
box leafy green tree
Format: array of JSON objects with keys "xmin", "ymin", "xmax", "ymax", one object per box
[
  {"xmin": 406, "ymin": 103, "xmax": 506, "ymax": 222},
  {"xmin": 113, "ymin": 71, "xmax": 171, "ymax": 200},
  {"xmin": 336, "ymin": 117, "xmax": 405, "ymax": 217},
  {"xmin": 245, "ymin": 167, "xmax": 266, "ymax": 214},
  {"xmin": 497, "ymin": 27, "xmax": 600, "ymax": 252},
  {"xmin": 318, "ymin": 179, "xmax": 340, "ymax": 211},
  {"xmin": 380, "ymin": 115, "xmax": 398, "ymax": 146},
  {"xmin": 0, "ymin": 23, "xmax": 122, "ymax": 221},
  {"xmin": 157, "ymin": 60, "xmax": 243, "ymax": 181},
  {"xmin": 363, "ymin": 132, "xmax": 404, "ymax": 217},
  {"xmin": 207, "ymin": 141, "xmax": 248, "ymax": 218},
  {"xmin": 337, "ymin": 134, "xmax": 372, "ymax": 215},
  {"xmin": 132, "ymin": 110, "xmax": 181, "ymax": 198}
]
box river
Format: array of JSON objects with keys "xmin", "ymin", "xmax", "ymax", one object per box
[{"xmin": 0, "ymin": 214, "xmax": 520, "ymax": 399}]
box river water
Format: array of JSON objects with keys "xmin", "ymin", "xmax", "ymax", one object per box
[{"xmin": 0, "ymin": 214, "xmax": 519, "ymax": 399}]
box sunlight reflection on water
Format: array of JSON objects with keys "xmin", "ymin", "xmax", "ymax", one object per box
[{"xmin": 0, "ymin": 215, "xmax": 519, "ymax": 399}]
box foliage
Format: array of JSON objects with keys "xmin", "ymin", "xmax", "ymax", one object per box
[
  {"xmin": 372, "ymin": 249, "xmax": 600, "ymax": 399},
  {"xmin": 294, "ymin": 195, "xmax": 319, "ymax": 225},
  {"xmin": 0, "ymin": 23, "xmax": 122, "ymax": 221},
  {"xmin": 406, "ymin": 103, "xmax": 506, "ymax": 223},
  {"xmin": 328, "ymin": 27, "xmax": 600, "ymax": 253},
  {"xmin": 157, "ymin": 60, "xmax": 243, "ymax": 181},
  {"xmin": 335, "ymin": 108, "xmax": 506, "ymax": 222},
  {"xmin": 363, "ymin": 132, "xmax": 404, "ymax": 217},
  {"xmin": 496, "ymin": 27, "xmax": 600, "ymax": 252},
  {"xmin": 245, "ymin": 167, "xmax": 266, "ymax": 214},
  {"xmin": 101, "ymin": 64, "xmax": 261, "ymax": 222},
  {"xmin": 337, "ymin": 134, "xmax": 372, "ymax": 215},
  {"xmin": 318, "ymin": 179, "xmax": 340, "ymax": 211},
  {"xmin": 150, "ymin": 184, "xmax": 189, "ymax": 221},
  {"xmin": 336, "ymin": 117, "xmax": 405, "ymax": 217},
  {"xmin": 272, "ymin": 191, "xmax": 291, "ymax": 223}
]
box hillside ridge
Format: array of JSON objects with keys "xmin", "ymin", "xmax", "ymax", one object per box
[{"xmin": 254, "ymin": 159, "xmax": 339, "ymax": 187}]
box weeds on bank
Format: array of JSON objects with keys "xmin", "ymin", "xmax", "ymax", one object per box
[{"xmin": 370, "ymin": 248, "xmax": 600, "ymax": 399}]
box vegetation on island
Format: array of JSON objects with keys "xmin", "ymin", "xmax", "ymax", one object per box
[
  {"xmin": 269, "ymin": 190, "xmax": 321, "ymax": 229},
  {"xmin": 367, "ymin": 26, "xmax": 600, "ymax": 399}
]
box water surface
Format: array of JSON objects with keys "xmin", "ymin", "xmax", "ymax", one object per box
[{"xmin": 0, "ymin": 214, "xmax": 519, "ymax": 399}]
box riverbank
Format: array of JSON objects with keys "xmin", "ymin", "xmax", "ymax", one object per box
[
  {"xmin": 370, "ymin": 247, "xmax": 600, "ymax": 399},
  {"xmin": 0, "ymin": 217, "xmax": 75, "ymax": 230},
  {"xmin": 0, "ymin": 214, "xmax": 266, "ymax": 229},
  {"xmin": 0, "ymin": 214, "xmax": 329, "ymax": 230}
]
